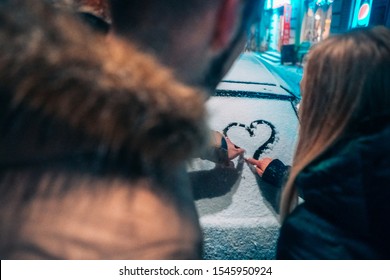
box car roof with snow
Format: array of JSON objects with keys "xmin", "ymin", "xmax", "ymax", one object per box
[{"xmin": 190, "ymin": 52, "xmax": 300, "ymax": 259}]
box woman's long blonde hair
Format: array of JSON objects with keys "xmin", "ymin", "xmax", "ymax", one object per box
[{"xmin": 280, "ymin": 26, "xmax": 390, "ymax": 221}]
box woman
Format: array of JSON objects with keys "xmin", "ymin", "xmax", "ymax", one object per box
[{"xmin": 249, "ymin": 26, "xmax": 390, "ymax": 259}]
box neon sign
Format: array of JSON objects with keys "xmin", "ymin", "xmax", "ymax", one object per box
[
  {"xmin": 358, "ymin": 3, "xmax": 370, "ymax": 22},
  {"xmin": 351, "ymin": 0, "xmax": 372, "ymax": 28}
]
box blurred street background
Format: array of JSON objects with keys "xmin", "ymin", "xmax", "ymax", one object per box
[{"xmin": 243, "ymin": 0, "xmax": 390, "ymax": 97}]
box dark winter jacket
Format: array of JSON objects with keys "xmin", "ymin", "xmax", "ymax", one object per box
[
  {"xmin": 276, "ymin": 115, "xmax": 390, "ymax": 259},
  {"xmin": 0, "ymin": 1, "xmax": 208, "ymax": 259},
  {"xmin": 262, "ymin": 159, "xmax": 290, "ymax": 189}
]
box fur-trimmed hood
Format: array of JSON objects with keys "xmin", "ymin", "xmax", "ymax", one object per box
[{"xmin": 0, "ymin": 0, "xmax": 208, "ymax": 171}]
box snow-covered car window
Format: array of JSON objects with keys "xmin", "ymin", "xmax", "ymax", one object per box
[{"xmin": 188, "ymin": 52, "xmax": 300, "ymax": 259}]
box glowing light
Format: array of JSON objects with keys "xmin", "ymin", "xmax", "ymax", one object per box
[
  {"xmin": 351, "ymin": 0, "xmax": 373, "ymax": 28},
  {"xmin": 266, "ymin": 0, "xmax": 291, "ymax": 9},
  {"xmin": 358, "ymin": 4, "xmax": 370, "ymax": 21}
]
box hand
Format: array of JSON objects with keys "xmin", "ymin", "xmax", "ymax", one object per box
[
  {"xmin": 210, "ymin": 131, "xmax": 245, "ymax": 163},
  {"xmin": 245, "ymin": 157, "xmax": 273, "ymax": 176},
  {"xmin": 225, "ymin": 136, "xmax": 245, "ymax": 160}
]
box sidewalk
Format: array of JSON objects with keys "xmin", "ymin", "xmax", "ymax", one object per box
[{"xmin": 256, "ymin": 51, "xmax": 304, "ymax": 99}]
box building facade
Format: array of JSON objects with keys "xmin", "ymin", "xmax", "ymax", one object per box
[{"xmin": 250, "ymin": 0, "xmax": 390, "ymax": 53}]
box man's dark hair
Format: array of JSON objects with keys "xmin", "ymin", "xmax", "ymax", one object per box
[
  {"xmin": 108, "ymin": 0, "xmax": 219, "ymax": 50},
  {"xmin": 109, "ymin": 0, "xmax": 215, "ymax": 32},
  {"xmin": 109, "ymin": 0, "xmax": 262, "ymax": 57}
]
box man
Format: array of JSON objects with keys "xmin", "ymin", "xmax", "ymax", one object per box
[
  {"xmin": 0, "ymin": 0, "xmax": 263, "ymax": 259},
  {"xmin": 108, "ymin": 0, "xmax": 263, "ymax": 162},
  {"xmin": 69, "ymin": 0, "xmax": 261, "ymax": 93},
  {"xmin": 0, "ymin": 0, "xmax": 206, "ymax": 259}
]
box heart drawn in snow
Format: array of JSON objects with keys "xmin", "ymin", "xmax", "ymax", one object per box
[{"xmin": 222, "ymin": 120, "xmax": 277, "ymax": 160}]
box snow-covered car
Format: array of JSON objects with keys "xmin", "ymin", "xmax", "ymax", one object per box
[{"xmin": 188, "ymin": 52, "xmax": 300, "ymax": 259}]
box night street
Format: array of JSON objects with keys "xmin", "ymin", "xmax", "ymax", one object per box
[{"xmin": 2, "ymin": 0, "xmax": 390, "ymax": 271}]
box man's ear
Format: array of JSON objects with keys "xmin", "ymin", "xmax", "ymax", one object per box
[{"xmin": 211, "ymin": 0, "xmax": 242, "ymax": 52}]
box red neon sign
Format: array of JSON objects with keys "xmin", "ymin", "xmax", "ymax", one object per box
[{"xmin": 358, "ymin": 3, "xmax": 370, "ymax": 21}]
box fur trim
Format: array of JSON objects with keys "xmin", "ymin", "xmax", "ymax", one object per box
[{"xmin": 0, "ymin": 0, "xmax": 208, "ymax": 166}]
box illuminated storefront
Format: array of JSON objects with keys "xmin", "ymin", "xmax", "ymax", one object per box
[
  {"xmin": 300, "ymin": 0, "xmax": 333, "ymax": 44},
  {"xmin": 262, "ymin": 0, "xmax": 295, "ymax": 51},
  {"xmin": 255, "ymin": 0, "xmax": 390, "ymax": 54}
]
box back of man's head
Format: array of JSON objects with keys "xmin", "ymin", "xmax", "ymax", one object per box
[
  {"xmin": 109, "ymin": 0, "xmax": 219, "ymax": 53},
  {"xmin": 109, "ymin": 0, "xmax": 263, "ymax": 90},
  {"xmin": 109, "ymin": 0, "xmax": 213, "ymax": 34}
]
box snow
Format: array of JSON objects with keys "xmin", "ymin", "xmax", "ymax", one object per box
[
  {"xmin": 217, "ymin": 82, "xmax": 291, "ymax": 97},
  {"xmin": 190, "ymin": 96, "xmax": 299, "ymax": 259},
  {"xmin": 205, "ymin": 97, "xmax": 298, "ymax": 163},
  {"xmin": 222, "ymin": 53, "xmax": 279, "ymax": 85}
]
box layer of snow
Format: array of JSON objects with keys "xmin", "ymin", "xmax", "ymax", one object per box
[
  {"xmin": 190, "ymin": 96, "xmax": 299, "ymax": 259},
  {"xmin": 216, "ymin": 82, "xmax": 291, "ymax": 97},
  {"xmin": 222, "ymin": 53, "xmax": 279, "ymax": 85}
]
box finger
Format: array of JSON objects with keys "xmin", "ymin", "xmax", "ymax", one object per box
[
  {"xmin": 256, "ymin": 166, "xmax": 264, "ymax": 176},
  {"xmin": 245, "ymin": 158, "xmax": 259, "ymax": 166},
  {"xmin": 260, "ymin": 157, "xmax": 273, "ymax": 163},
  {"xmin": 258, "ymin": 158, "xmax": 273, "ymax": 170},
  {"xmin": 235, "ymin": 147, "xmax": 245, "ymax": 155},
  {"xmin": 226, "ymin": 137, "xmax": 243, "ymax": 150}
]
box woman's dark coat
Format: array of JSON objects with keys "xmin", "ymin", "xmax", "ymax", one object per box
[{"xmin": 277, "ymin": 116, "xmax": 390, "ymax": 259}]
